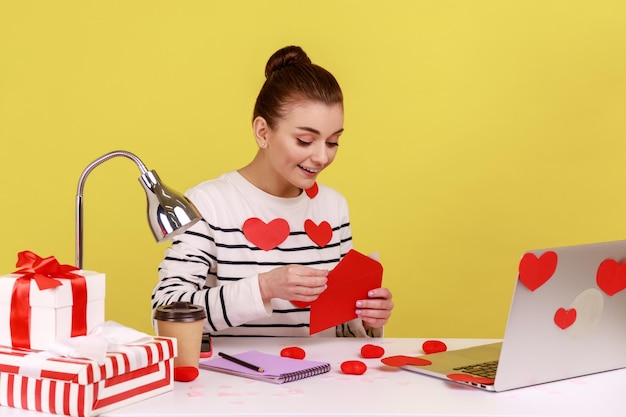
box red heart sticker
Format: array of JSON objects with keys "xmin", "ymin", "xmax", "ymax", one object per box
[
  {"xmin": 341, "ymin": 360, "xmax": 367, "ymax": 375},
  {"xmin": 280, "ymin": 346, "xmax": 306, "ymax": 359},
  {"xmin": 447, "ymin": 373, "xmax": 495, "ymax": 385},
  {"xmin": 304, "ymin": 219, "xmax": 332, "ymax": 248},
  {"xmin": 305, "ymin": 183, "xmax": 319, "ymax": 198},
  {"xmin": 242, "ymin": 217, "xmax": 290, "ymax": 251},
  {"xmin": 518, "ymin": 251, "xmax": 558, "ymax": 291},
  {"xmin": 291, "ymin": 300, "xmax": 310, "ymax": 308},
  {"xmin": 554, "ymin": 307, "xmax": 576, "ymax": 329},
  {"xmin": 596, "ymin": 259, "xmax": 626, "ymax": 296},
  {"xmin": 422, "ymin": 340, "xmax": 447, "ymax": 354},
  {"xmin": 174, "ymin": 366, "xmax": 199, "ymax": 382},
  {"xmin": 360, "ymin": 344, "xmax": 385, "ymax": 358},
  {"xmin": 381, "ymin": 355, "xmax": 432, "ymax": 367}
]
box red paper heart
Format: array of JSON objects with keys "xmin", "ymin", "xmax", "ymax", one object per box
[
  {"xmin": 518, "ymin": 251, "xmax": 558, "ymax": 291},
  {"xmin": 360, "ymin": 344, "xmax": 385, "ymax": 358},
  {"xmin": 174, "ymin": 366, "xmax": 199, "ymax": 382},
  {"xmin": 304, "ymin": 219, "xmax": 332, "ymax": 248},
  {"xmin": 596, "ymin": 259, "xmax": 626, "ymax": 296},
  {"xmin": 447, "ymin": 373, "xmax": 495, "ymax": 385},
  {"xmin": 381, "ymin": 355, "xmax": 432, "ymax": 367},
  {"xmin": 280, "ymin": 346, "xmax": 306, "ymax": 359},
  {"xmin": 341, "ymin": 360, "xmax": 367, "ymax": 375},
  {"xmin": 422, "ymin": 340, "xmax": 447, "ymax": 354},
  {"xmin": 291, "ymin": 300, "xmax": 310, "ymax": 308},
  {"xmin": 242, "ymin": 217, "xmax": 290, "ymax": 251},
  {"xmin": 554, "ymin": 307, "xmax": 576, "ymax": 329},
  {"xmin": 305, "ymin": 183, "xmax": 319, "ymax": 198}
]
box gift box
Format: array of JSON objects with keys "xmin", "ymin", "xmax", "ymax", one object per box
[
  {"xmin": 0, "ymin": 251, "xmax": 106, "ymax": 350},
  {"xmin": 0, "ymin": 337, "xmax": 176, "ymax": 417}
]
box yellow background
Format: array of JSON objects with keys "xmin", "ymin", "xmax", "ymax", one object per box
[{"xmin": 1, "ymin": 1, "xmax": 625, "ymax": 338}]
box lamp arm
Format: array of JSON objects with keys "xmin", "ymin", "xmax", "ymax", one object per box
[{"xmin": 75, "ymin": 150, "xmax": 150, "ymax": 269}]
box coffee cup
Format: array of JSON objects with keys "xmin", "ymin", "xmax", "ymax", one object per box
[{"xmin": 154, "ymin": 302, "xmax": 206, "ymax": 369}]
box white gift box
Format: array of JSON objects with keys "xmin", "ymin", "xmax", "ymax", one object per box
[
  {"xmin": 0, "ymin": 337, "xmax": 176, "ymax": 417},
  {"xmin": 0, "ymin": 270, "xmax": 106, "ymax": 350}
]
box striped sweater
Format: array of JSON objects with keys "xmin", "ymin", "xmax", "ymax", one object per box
[{"xmin": 151, "ymin": 171, "xmax": 379, "ymax": 338}]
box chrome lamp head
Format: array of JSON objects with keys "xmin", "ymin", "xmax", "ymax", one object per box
[{"xmin": 75, "ymin": 150, "xmax": 201, "ymax": 269}]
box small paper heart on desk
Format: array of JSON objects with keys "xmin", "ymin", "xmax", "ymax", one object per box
[
  {"xmin": 341, "ymin": 360, "xmax": 367, "ymax": 375},
  {"xmin": 422, "ymin": 340, "xmax": 447, "ymax": 354},
  {"xmin": 447, "ymin": 373, "xmax": 494, "ymax": 385},
  {"xmin": 280, "ymin": 346, "xmax": 306, "ymax": 359},
  {"xmin": 381, "ymin": 355, "xmax": 432, "ymax": 367},
  {"xmin": 361, "ymin": 344, "xmax": 385, "ymax": 358},
  {"xmin": 174, "ymin": 366, "xmax": 199, "ymax": 382}
]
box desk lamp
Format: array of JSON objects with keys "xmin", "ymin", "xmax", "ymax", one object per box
[{"xmin": 75, "ymin": 150, "xmax": 201, "ymax": 268}]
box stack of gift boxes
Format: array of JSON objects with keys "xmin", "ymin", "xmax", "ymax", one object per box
[{"xmin": 0, "ymin": 251, "xmax": 176, "ymax": 417}]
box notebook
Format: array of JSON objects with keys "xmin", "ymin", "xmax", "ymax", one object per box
[
  {"xmin": 199, "ymin": 350, "xmax": 331, "ymax": 384},
  {"xmin": 401, "ymin": 239, "xmax": 626, "ymax": 392}
]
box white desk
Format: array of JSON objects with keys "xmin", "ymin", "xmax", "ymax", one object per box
[{"xmin": 2, "ymin": 337, "xmax": 622, "ymax": 417}]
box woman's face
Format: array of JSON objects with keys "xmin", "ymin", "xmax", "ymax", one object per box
[{"xmin": 260, "ymin": 101, "xmax": 344, "ymax": 197}]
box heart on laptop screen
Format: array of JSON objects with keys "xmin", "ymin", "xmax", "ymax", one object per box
[{"xmin": 518, "ymin": 251, "xmax": 558, "ymax": 291}]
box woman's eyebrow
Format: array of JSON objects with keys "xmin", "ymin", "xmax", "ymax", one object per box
[{"xmin": 296, "ymin": 126, "xmax": 344, "ymax": 136}]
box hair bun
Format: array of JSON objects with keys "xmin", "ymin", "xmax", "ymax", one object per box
[{"xmin": 265, "ymin": 45, "xmax": 312, "ymax": 79}]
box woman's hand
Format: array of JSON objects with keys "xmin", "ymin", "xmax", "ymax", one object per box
[
  {"xmin": 356, "ymin": 287, "xmax": 394, "ymax": 329},
  {"xmin": 258, "ymin": 265, "xmax": 328, "ymax": 303}
]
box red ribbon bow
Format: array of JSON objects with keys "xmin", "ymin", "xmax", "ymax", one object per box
[{"xmin": 10, "ymin": 250, "xmax": 88, "ymax": 349}]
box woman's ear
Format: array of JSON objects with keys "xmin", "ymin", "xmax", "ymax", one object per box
[{"xmin": 253, "ymin": 116, "xmax": 269, "ymax": 148}]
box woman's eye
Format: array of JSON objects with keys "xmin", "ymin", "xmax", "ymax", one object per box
[
  {"xmin": 296, "ymin": 138, "xmax": 311, "ymax": 146},
  {"xmin": 327, "ymin": 142, "xmax": 339, "ymax": 148}
]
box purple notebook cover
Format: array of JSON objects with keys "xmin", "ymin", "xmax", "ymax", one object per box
[{"xmin": 199, "ymin": 350, "xmax": 331, "ymax": 383}]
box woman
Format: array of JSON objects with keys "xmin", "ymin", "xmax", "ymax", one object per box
[{"xmin": 152, "ymin": 45, "xmax": 393, "ymax": 338}]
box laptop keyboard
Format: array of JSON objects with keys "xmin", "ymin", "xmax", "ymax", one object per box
[{"xmin": 453, "ymin": 360, "xmax": 499, "ymax": 379}]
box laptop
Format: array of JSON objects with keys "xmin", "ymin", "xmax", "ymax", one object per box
[{"xmin": 402, "ymin": 239, "xmax": 626, "ymax": 391}]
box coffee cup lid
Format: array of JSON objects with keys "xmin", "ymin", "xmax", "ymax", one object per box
[{"xmin": 154, "ymin": 302, "xmax": 207, "ymax": 322}]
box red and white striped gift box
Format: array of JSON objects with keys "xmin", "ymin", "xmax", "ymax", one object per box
[{"xmin": 0, "ymin": 337, "xmax": 176, "ymax": 417}]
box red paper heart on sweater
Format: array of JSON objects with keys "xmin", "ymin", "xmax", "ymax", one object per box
[
  {"xmin": 305, "ymin": 183, "xmax": 319, "ymax": 198},
  {"xmin": 554, "ymin": 307, "xmax": 576, "ymax": 329},
  {"xmin": 291, "ymin": 300, "xmax": 310, "ymax": 308},
  {"xmin": 518, "ymin": 251, "xmax": 558, "ymax": 291},
  {"xmin": 447, "ymin": 373, "xmax": 494, "ymax": 385},
  {"xmin": 242, "ymin": 217, "xmax": 290, "ymax": 251},
  {"xmin": 596, "ymin": 259, "xmax": 626, "ymax": 296},
  {"xmin": 304, "ymin": 219, "xmax": 332, "ymax": 248}
]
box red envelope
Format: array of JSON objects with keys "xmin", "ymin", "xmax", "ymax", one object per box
[{"xmin": 309, "ymin": 249, "xmax": 383, "ymax": 335}]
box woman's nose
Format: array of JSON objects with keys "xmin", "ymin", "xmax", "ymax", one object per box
[{"xmin": 311, "ymin": 142, "xmax": 329, "ymax": 164}]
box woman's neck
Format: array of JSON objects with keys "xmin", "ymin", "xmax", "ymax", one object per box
[{"xmin": 238, "ymin": 153, "xmax": 302, "ymax": 198}]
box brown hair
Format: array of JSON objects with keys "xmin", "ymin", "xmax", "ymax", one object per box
[{"xmin": 253, "ymin": 46, "xmax": 343, "ymax": 128}]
